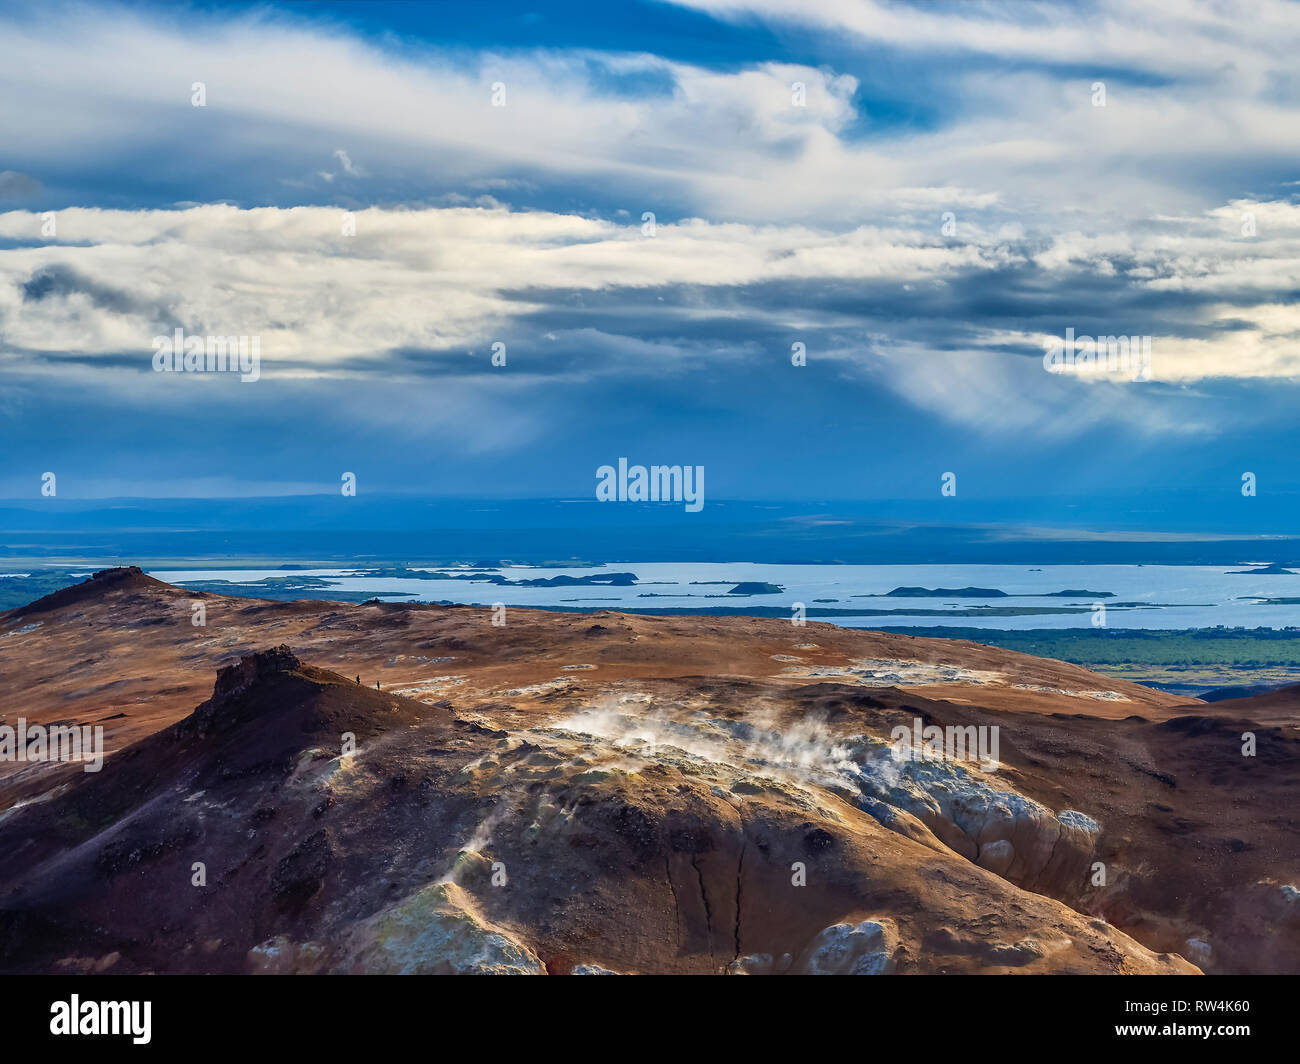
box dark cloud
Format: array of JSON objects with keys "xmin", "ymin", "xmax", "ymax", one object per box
[
  {"xmin": 21, "ymin": 264, "xmax": 142, "ymax": 315},
  {"xmin": 0, "ymin": 170, "xmax": 41, "ymax": 200}
]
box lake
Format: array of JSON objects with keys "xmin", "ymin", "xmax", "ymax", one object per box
[{"xmin": 145, "ymin": 562, "xmax": 1300, "ymax": 631}]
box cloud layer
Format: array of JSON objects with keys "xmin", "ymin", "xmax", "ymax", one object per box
[{"xmin": 0, "ymin": 0, "xmax": 1298, "ymax": 499}]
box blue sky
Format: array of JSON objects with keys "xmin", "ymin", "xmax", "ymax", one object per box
[{"xmin": 2, "ymin": 0, "xmax": 1300, "ymax": 518}]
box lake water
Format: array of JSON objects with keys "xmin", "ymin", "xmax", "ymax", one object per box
[{"xmin": 146, "ymin": 563, "xmax": 1300, "ymax": 630}]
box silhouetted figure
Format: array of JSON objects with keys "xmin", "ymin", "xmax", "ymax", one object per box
[
  {"xmin": 355, "ymin": 675, "xmax": 360, "ymax": 685},
  {"xmin": 376, "ymin": 681, "xmax": 381, "ymax": 690}
]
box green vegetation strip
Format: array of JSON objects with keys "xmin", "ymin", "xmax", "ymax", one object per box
[{"xmin": 880, "ymin": 626, "xmax": 1300, "ymax": 666}]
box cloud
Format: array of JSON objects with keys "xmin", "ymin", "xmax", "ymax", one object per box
[
  {"xmin": 0, "ymin": 170, "xmax": 41, "ymax": 200},
  {"xmin": 1, "ymin": 1, "xmax": 1294, "ymax": 233},
  {"xmin": 2, "ymin": 197, "xmax": 1299, "ymax": 415},
  {"xmin": 0, "ymin": 204, "xmax": 1004, "ymax": 373},
  {"xmin": 0, "ymin": 3, "xmax": 885, "ymax": 222},
  {"xmin": 0, "ymin": 0, "xmax": 1297, "ymax": 501},
  {"xmin": 21, "ymin": 263, "xmax": 146, "ymax": 315},
  {"xmin": 667, "ymin": 0, "xmax": 1299, "ymax": 81},
  {"xmin": 1, "ymin": 0, "xmax": 1286, "ymax": 231}
]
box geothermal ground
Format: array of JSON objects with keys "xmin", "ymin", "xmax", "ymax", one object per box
[{"xmin": 0, "ymin": 567, "xmax": 1296, "ymax": 974}]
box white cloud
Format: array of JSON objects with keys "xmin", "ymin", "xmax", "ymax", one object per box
[
  {"xmin": 2, "ymin": 196, "xmax": 1300, "ymax": 409},
  {"xmin": 669, "ymin": 0, "xmax": 1300, "ymax": 82},
  {"xmin": 0, "ymin": 204, "xmax": 1006, "ymax": 371},
  {"xmin": 5, "ymin": 0, "xmax": 1294, "ymax": 229},
  {"xmin": 0, "ymin": 0, "xmax": 1297, "ymax": 448}
]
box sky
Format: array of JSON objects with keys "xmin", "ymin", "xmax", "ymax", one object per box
[{"xmin": 2, "ymin": 0, "xmax": 1300, "ymax": 516}]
